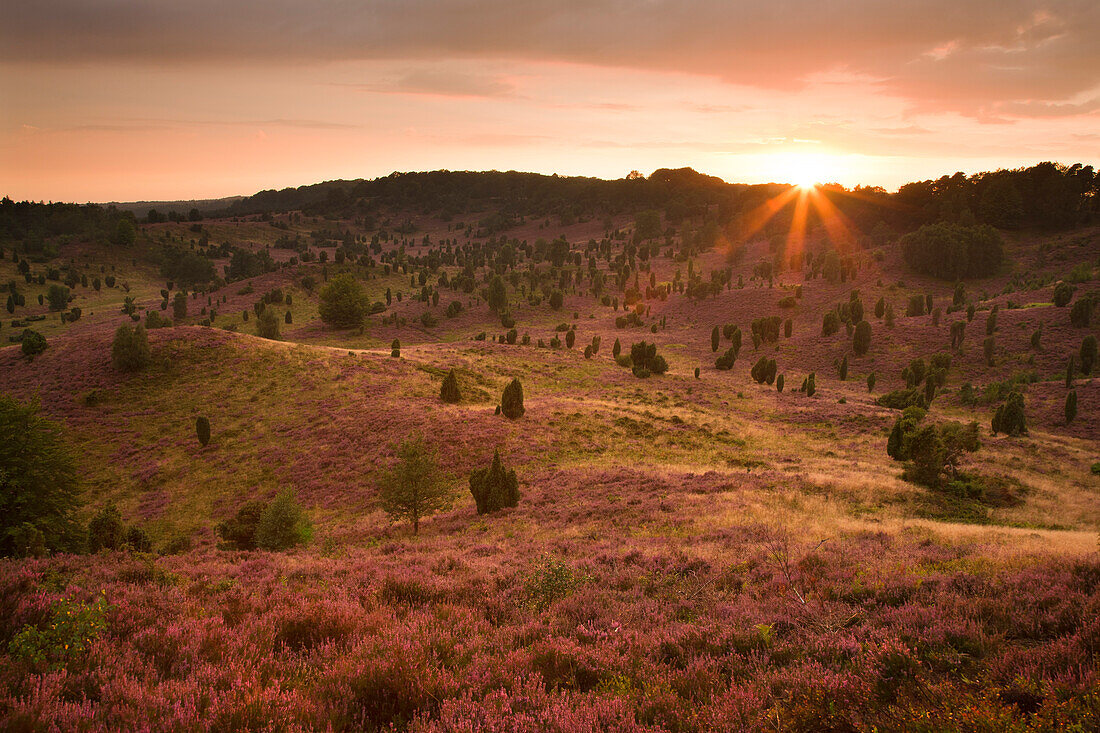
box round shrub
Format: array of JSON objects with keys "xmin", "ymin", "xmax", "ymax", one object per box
[{"xmin": 20, "ymin": 329, "xmax": 47, "ymax": 358}]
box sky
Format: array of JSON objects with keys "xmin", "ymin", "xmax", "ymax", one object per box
[{"xmin": 1, "ymin": 0, "xmax": 1098, "ymax": 203}]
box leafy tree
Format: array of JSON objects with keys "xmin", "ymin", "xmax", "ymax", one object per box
[
  {"xmin": 469, "ymin": 450, "xmax": 520, "ymax": 515},
  {"xmin": 378, "ymin": 434, "xmax": 452, "ymax": 535},
  {"xmin": 21, "ymin": 329, "xmax": 47, "ymax": 357},
  {"xmin": 440, "ymin": 369, "xmax": 462, "ymax": 403},
  {"xmin": 196, "ymin": 416, "xmax": 211, "ymax": 447},
  {"xmin": 318, "ymin": 273, "xmax": 370, "ymax": 329},
  {"xmin": 256, "ymin": 307, "xmax": 280, "ymax": 340},
  {"xmin": 255, "ymin": 489, "xmax": 312, "ymax": 550},
  {"xmin": 501, "ymin": 378, "xmax": 525, "ymax": 418},
  {"xmin": 0, "ymin": 395, "xmax": 83, "ymax": 556},
  {"xmin": 821, "ymin": 311, "xmax": 840, "ymax": 336},
  {"xmin": 111, "ymin": 324, "xmax": 150, "ymax": 372},
  {"xmin": 992, "ymin": 392, "xmax": 1027, "ymax": 437},
  {"xmin": 87, "ymin": 503, "xmax": 125, "ymax": 553},
  {"xmin": 635, "ymin": 210, "xmax": 661, "ymax": 240}
]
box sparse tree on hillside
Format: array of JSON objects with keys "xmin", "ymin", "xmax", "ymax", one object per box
[
  {"xmin": 469, "ymin": 450, "xmax": 520, "ymax": 515},
  {"xmin": 318, "ymin": 273, "xmax": 370, "ymax": 329},
  {"xmin": 111, "ymin": 324, "xmax": 150, "ymax": 372},
  {"xmin": 378, "ymin": 433, "xmax": 453, "ymax": 535},
  {"xmin": 440, "ymin": 369, "xmax": 462, "ymax": 403},
  {"xmin": 501, "ymin": 378, "xmax": 525, "ymax": 419}
]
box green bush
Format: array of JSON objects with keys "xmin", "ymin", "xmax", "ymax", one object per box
[
  {"xmin": 628, "ymin": 341, "xmax": 668, "ymax": 377},
  {"xmin": 318, "ymin": 273, "xmax": 370, "ymax": 329},
  {"xmin": 1065, "ymin": 390, "xmax": 1077, "ymax": 425},
  {"xmin": 821, "ymin": 311, "xmax": 840, "ymax": 336},
  {"xmin": 9, "ymin": 594, "xmax": 110, "ymax": 671},
  {"xmin": 20, "ymin": 329, "xmax": 47, "ymax": 357},
  {"xmin": 391, "ymin": 338, "xmax": 400, "ymax": 358},
  {"xmin": 87, "ymin": 503, "xmax": 125, "ymax": 553},
  {"xmin": 1053, "ymin": 282, "xmax": 1075, "ymax": 307},
  {"xmin": 255, "ymin": 489, "xmax": 313, "ymax": 550},
  {"xmin": 469, "ymin": 450, "xmax": 520, "ymax": 515},
  {"xmin": 877, "ymin": 389, "xmax": 926, "ymax": 410},
  {"xmin": 216, "ymin": 500, "xmax": 267, "ymax": 550}
]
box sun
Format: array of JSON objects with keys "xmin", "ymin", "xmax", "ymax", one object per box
[{"xmin": 755, "ymin": 150, "xmax": 850, "ymax": 189}]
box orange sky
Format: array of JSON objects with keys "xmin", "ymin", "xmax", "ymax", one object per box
[{"xmin": 1, "ymin": 1, "xmax": 1098, "ymax": 203}]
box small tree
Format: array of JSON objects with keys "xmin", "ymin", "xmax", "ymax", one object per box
[
  {"xmin": 1081, "ymin": 335, "xmax": 1098, "ymax": 375},
  {"xmin": 87, "ymin": 503, "xmax": 125, "ymax": 553},
  {"xmin": 469, "ymin": 450, "xmax": 520, "ymax": 514},
  {"xmin": 992, "ymin": 391, "xmax": 1027, "ymax": 437},
  {"xmin": 1053, "ymin": 282, "xmax": 1075, "ymax": 307},
  {"xmin": 256, "ymin": 307, "xmax": 280, "ymax": 340},
  {"xmin": 852, "ymin": 320, "xmax": 871, "ymax": 355},
  {"xmin": 46, "ymin": 284, "xmax": 70, "ymax": 312},
  {"xmin": 318, "ymin": 273, "xmax": 370, "ymax": 329},
  {"xmin": 488, "ymin": 276, "xmax": 508, "ymax": 313},
  {"xmin": 838, "ymin": 354, "xmax": 849, "ymax": 381},
  {"xmin": 172, "ymin": 292, "xmax": 188, "ymax": 321},
  {"xmin": 983, "ymin": 336, "xmax": 995, "ymax": 366},
  {"xmin": 440, "ymin": 369, "xmax": 462, "ymax": 403},
  {"xmin": 378, "ymin": 434, "xmax": 453, "ymax": 535},
  {"xmin": 196, "ymin": 416, "xmax": 211, "ymax": 447},
  {"xmin": 1065, "ymin": 390, "xmax": 1077, "ymax": 425},
  {"xmin": 255, "ymin": 489, "xmax": 312, "ymax": 550},
  {"xmin": 501, "ymin": 378, "xmax": 525, "ymax": 418},
  {"xmin": 111, "ymin": 324, "xmax": 151, "ymax": 372},
  {"xmin": 391, "ymin": 338, "xmax": 400, "ymax": 358},
  {"xmin": 776, "ymin": 373, "xmax": 785, "ymax": 393},
  {"xmin": 867, "ymin": 372, "xmax": 876, "ymax": 392},
  {"xmin": 21, "ymin": 329, "xmax": 47, "ymax": 358},
  {"xmin": 711, "ymin": 326, "xmax": 720, "ymax": 352}
]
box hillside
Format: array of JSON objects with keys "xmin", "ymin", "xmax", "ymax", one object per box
[{"xmin": 1, "ymin": 170, "xmax": 1100, "ymax": 730}]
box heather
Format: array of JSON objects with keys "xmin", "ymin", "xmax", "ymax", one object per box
[{"xmin": 1, "ymin": 173, "xmax": 1099, "ymax": 730}]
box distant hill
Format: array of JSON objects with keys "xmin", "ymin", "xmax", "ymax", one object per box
[{"xmin": 108, "ymin": 196, "xmax": 245, "ymax": 216}]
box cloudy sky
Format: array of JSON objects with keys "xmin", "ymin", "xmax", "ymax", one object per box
[{"xmin": 2, "ymin": 0, "xmax": 1098, "ymax": 202}]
